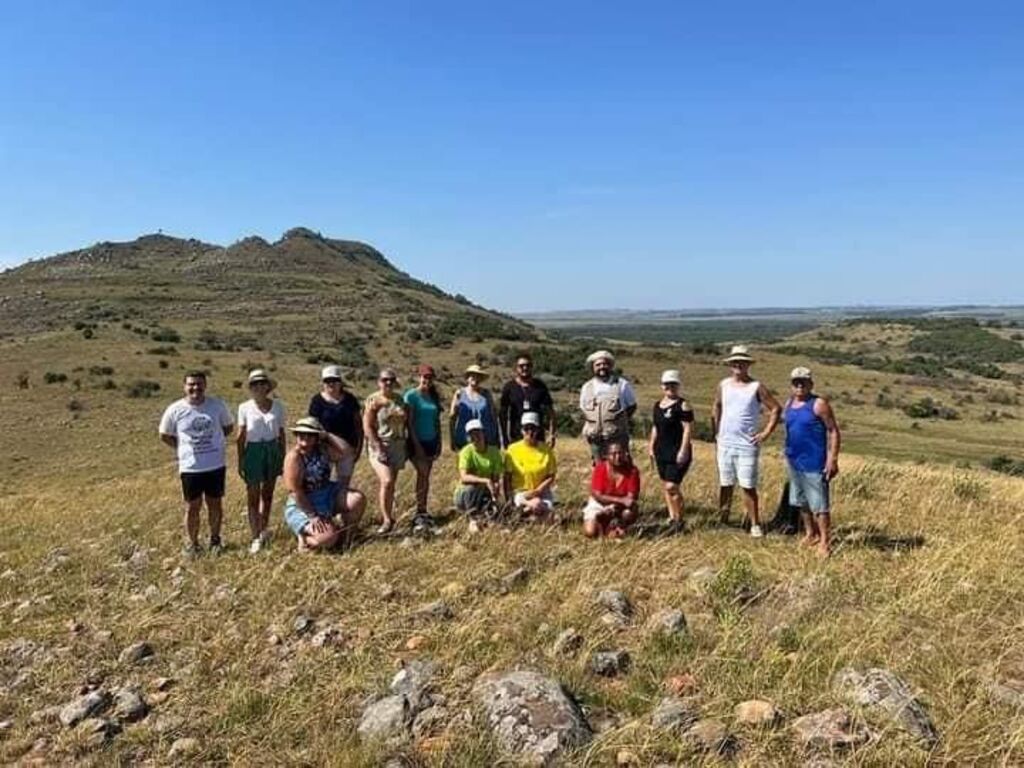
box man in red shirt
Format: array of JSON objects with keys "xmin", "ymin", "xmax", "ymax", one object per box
[{"xmin": 582, "ymin": 443, "xmax": 640, "ymax": 538}]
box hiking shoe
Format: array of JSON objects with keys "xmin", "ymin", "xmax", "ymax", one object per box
[
  {"xmin": 467, "ymin": 519, "xmax": 481, "ymax": 535},
  {"xmin": 182, "ymin": 542, "xmax": 202, "ymax": 559},
  {"xmin": 411, "ymin": 513, "xmax": 434, "ymax": 535},
  {"xmin": 664, "ymin": 519, "xmax": 687, "ymax": 536},
  {"xmin": 249, "ymin": 537, "xmax": 263, "ymax": 555},
  {"xmin": 376, "ymin": 520, "xmax": 395, "ymax": 536},
  {"xmin": 259, "ymin": 530, "xmax": 272, "ymax": 545},
  {"xmin": 209, "ymin": 538, "xmax": 225, "ymax": 556},
  {"xmin": 749, "ymin": 525, "xmax": 764, "ymax": 539}
]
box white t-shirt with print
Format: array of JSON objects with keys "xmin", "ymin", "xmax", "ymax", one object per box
[
  {"xmin": 159, "ymin": 397, "xmax": 234, "ymax": 473},
  {"xmin": 237, "ymin": 399, "xmax": 286, "ymax": 444}
]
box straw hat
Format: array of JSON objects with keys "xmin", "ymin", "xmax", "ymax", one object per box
[
  {"xmin": 586, "ymin": 350, "xmax": 614, "ymax": 366},
  {"xmin": 790, "ymin": 366, "xmax": 813, "ymax": 380},
  {"xmin": 290, "ymin": 416, "xmax": 324, "ymax": 435},
  {"xmin": 464, "ymin": 364, "xmax": 489, "ymax": 380},
  {"xmin": 247, "ymin": 368, "xmax": 275, "ymax": 389},
  {"xmin": 723, "ymin": 345, "xmax": 755, "ymax": 364}
]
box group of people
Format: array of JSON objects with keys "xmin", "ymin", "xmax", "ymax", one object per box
[{"xmin": 157, "ymin": 344, "xmax": 840, "ymax": 559}]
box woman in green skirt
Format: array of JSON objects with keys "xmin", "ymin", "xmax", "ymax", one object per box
[{"xmin": 237, "ymin": 369, "xmax": 287, "ymax": 553}]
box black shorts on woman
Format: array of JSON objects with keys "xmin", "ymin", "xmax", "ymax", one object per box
[{"xmin": 652, "ymin": 399, "xmax": 693, "ymax": 484}]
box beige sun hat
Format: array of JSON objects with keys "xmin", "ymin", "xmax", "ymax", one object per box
[
  {"xmin": 320, "ymin": 365, "xmax": 344, "ymax": 382},
  {"xmin": 790, "ymin": 366, "xmax": 813, "ymax": 380},
  {"xmin": 290, "ymin": 416, "xmax": 324, "ymax": 435},
  {"xmin": 660, "ymin": 369, "xmax": 682, "ymax": 385},
  {"xmin": 586, "ymin": 349, "xmax": 614, "ymax": 366},
  {"xmin": 464, "ymin": 364, "xmax": 489, "ymax": 380},
  {"xmin": 723, "ymin": 345, "xmax": 755, "ymax": 364},
  {"xmin": 247, "ymin": 368, "xmax": 275, "ymax": 389}
]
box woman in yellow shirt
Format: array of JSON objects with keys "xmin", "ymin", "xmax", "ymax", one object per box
[{"xmin": 504, "ymin": 412, "xmax": 557, "ymax": 520}]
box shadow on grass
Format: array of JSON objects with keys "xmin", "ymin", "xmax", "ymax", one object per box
[{"xmin": 833, "ymin": 523, "xmax": 926, "ymax": 552}]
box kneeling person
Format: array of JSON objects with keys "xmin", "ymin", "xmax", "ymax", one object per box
[
  {"xmin": 454, "ymin": 418, "xmax": 504, "ymax": 528},
  {"xmin": 504, "ymin": 412, "xmax": 556, "ymax": 520},
  {"xmin": 283, "ymin": 417, "xmax": 366, "ymax": 551},
  {"xmin": 583, "ymin": 442, "xmax": 640, "ymax": 538}
]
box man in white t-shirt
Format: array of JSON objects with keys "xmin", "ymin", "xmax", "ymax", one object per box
[
  {"xmin": 579, "ymin": 350, "xmax": 637, "ymax": 462},
  {"xmin": 159, "ymin": 371, "xmax": 234, "ymax": 556}
]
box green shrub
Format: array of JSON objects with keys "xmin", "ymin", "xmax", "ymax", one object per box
[
  {"xmin": 126, "ymin": 380, "xmax": 162, "ymax": 398},
  {"xmin": 985, "ymin": 455, "xmax": 1024, "ymax": 477},
  {"xmin": 44, "ymin": 372, "xmax": 68, "ymax": 384},
  {"xmin": 151, "ymin": 327, "xmax": 181, "ymax": 343},
  {"xmin": 88, "ymin": 366, "xmax": 115, "ymax": 376}
]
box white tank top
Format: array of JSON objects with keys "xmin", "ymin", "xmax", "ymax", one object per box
[{"xmin": 718, "ymin": 378, "xmax": 761, "ymax": 451}]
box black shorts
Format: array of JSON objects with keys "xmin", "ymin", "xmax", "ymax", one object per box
[
  {"xmin": 180, "ymin": 467, "xmax": 226, "ymax": 501},
  {"xmin": 656, "ymin": 458, "xmax": 692, "ymax": 484}
]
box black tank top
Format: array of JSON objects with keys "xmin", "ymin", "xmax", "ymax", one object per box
[{"xmin": 652, "ymin": 398, "xmax": 694, "ymax": 460}]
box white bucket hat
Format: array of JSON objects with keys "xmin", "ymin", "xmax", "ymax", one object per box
[
  {"xmin": 586, "ymin": 350, "xmax": 614, "ymax": 366},
  {"xmin": 320, "ymin": 365, "xmax": 344, "ymax": 382},
  {"xmin": 723, "ymin": 345, "xmax": 755, "ymax": 364},
  {"xmin": 660, "ymin": 369, "xmax": 682, "ymax": 385}
]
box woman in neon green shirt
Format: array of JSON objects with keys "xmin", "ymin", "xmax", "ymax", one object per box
[{"xmin": 454, "ymin": 418, "xmax": 503, "ymax": 531}]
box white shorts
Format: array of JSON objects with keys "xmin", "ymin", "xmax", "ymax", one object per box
[
  {"xmin": 514, "ymin": 489, "xmax": 555, "ymax": 512},
  {"xmin": 583, "ymin": 497, "xmax": 611, "ymax": 523},
  {"xmin": 717, "ymin": 445, "xmax": 759, "ymax": 489}
]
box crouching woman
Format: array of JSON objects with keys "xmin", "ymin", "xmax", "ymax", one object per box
[
  {"xmin": 582, "ymin": 443, "xmax": 640, "ymax": 538},
  {"xmin": 283, "ymin": 417, "xmax": 366, "ymax": 551}
]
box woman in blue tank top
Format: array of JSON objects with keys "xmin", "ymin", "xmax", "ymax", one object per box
[{"xmin": 449, "ymin": 365, "xmax": 500, "ymax": 449}]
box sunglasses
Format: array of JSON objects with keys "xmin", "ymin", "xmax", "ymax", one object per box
[
  {"xmin": 517, "ymin": 363, "xmax": 532, "ymax": 368},
  {"xmin": 791, "ymin": 379, "xmax": 811, "ymax": 386},
  {"xmin": 323, "ymin": 378, "xmax": 342, "ymax": 385}
]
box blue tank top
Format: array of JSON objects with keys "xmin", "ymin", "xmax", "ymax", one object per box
[
  {"xmin": 784, "ymin": 395, "xmax": 826, "ymax": 472},
  {"xmin": 453, "ymin": 388, "xmax": 499, "ymax": 448}
]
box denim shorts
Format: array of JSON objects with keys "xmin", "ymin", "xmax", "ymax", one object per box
[
  {"xmin": 284, "ymin": 483, "xmax": 339, "ymax": 535},
  {"xmin": 717, "ymin": 445, "xmax": 759, "ymax": 488},
  {"xmin": 787, "ymin": 465, "xmax": 830, "ymax": 514}
]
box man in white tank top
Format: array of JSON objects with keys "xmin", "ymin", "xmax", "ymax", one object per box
[{"xmin": 711, "ymin": 345, "xmax": 781, "ymax": 538}]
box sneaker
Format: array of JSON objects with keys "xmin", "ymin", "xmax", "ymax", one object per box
[
  {"xmin": 749, "ymin": 524, "xmax": 764, "ymax": 539},
  {"xmin": 411, "ymin": 513, "xmax": 434, "ymax": 535},
  {"xmin": 467, "ymin": 519, "xmax": 481, "ymax": 535},
  {"xmin": 664, "ymin": 519, "xmax": 687, "ymax": 537},
  {"xmin": 209, "ymin": 538, "xmax": 225, "ymax": 556},
  {"xmin": 249, "ymin": 537, "xmax": 262, "ymax": 555},
  {"xmin": 376, "ymin": 520, "xmax": 395, "ymax": 536},
  {"xmin": 181, "ymin": 542, "xmax": 202, "ymax": 559}
]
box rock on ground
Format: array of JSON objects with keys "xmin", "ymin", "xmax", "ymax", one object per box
[
  {"xmin": 552, "ymin": 628, "xmax": 583, "ymax": 656},
  {"xmin": 168, "ymin": 737, "xmax": 200, "ymax": 758},
  {"xmin": 734, "ymin": 699, "xmax": 782, "ymax": 727},
  {"xmin": 833, "ymin": 667, "xmax": 938, "ymax": 746},
  {"xmin": 118, "ymin": 641, "xmax": 154, "ymax": 665},
  {"xmin": 686, "ymin": 718, "xmax": 737, "ymax": 755},
  {"xmin": 648, "ymin": 609, "xmax": 687, "ymax": 636},
  {"xmin": 596, "ymin": 589, "xmax": 633, "ymax": 621},
  {"xmin": 791, "ymin": 708, "xmax": 870, "ymax": 752},
  {"xmin": 589, "ymin": 650, "xmax": 631, "ymax": 677},
  {"xmin": 59, "ymin": 690, "xmax": 110, "ymax": 727},
  {"xmin": 358, "ymin": 695, "xmax": 412, "ymax": 744},
  {"xmin": 113, "ymin": 686, "xmax": 148, "ymax": 722},
  {"xmin": 390, "ymin": 659, "xmax": 437, "ymax": 710},
  {"xmin": 412, "ymin": 600, "xmax": 454, "ymax": 621},
  {"xmin": 650, "ymin": 697, "xmax": 698, "ymax": 733},
  {"xmin": 472, "ymin": 669, "xmax": 592, "ymax": 765}
]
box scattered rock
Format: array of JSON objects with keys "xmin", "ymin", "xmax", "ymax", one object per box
[
  {"xmin": 616, "ymin": 748, "xmax": 640, "ymax": 766},
  {"xmin": 267, "ymin": 632, "xmax": 282, "ymax": 646},
  {"xmin": 411, "ymin": 705, "xmax": 449, "ymax": 738},
  {"xmin": 292, "ymin": 615, "xmax": 315, "ymax": 635},
  {"xmin": 833, "ymin": 666, "xmax": 938, "ymax": 746},
  {"xmin": 412, "ymin": 600, "xmax": 454, "ymax": 622},
  {"xmin": 686, "ymin": 718, "xmax": 736, "ymax": 755},
  {"xmin": 648, "ymin": 609, "xmax": 687, "ymax": 636},
  {"xmin": 67, "ymin": 619, "xmax": 85, "ymax": 635},
  {"xmin": 390, "ymin": 659, "xmax": 437, "ymax": 710},
  {"xmin": 118, "ymin": 641, "xmax": 154, "ymax": 665},
  {"xmin": 152, "ymin": 676, "xmax": 175, "ymax": 691},
  {"xmin": 59, "ymin": 689, "xmax": 110, "ymax": 727},
  {"xmin": 734, "ymin": 699, "xmax": 782, "ymax": 727},
  {"xmin": 552, "ymin": 628, "xmax": 584, "ymax": 656},
  {"xmin": 152, "ymin": 714, "xmax": 184, "ymax": 734},
  {"xmin": 113, "ymin": 686, "xmax": 148, "ymax": 722},
  {"xmin": 590, "ymin": 650, "xmax": 631, "ymax": 677},
  {"xmin": 310, "ymin": 624, "xmax": 345, "ymax": 648},
  {"xmin": 0, "ymin": 719, "xmax": 13, "ymax": 735},
  {"xmin": 81, "ymin": 717, "xmax": 120, "ymax": 743},
  {"xmin": 650, "ymin": 696, "xmax": 698, "ymax": 733},
  {"xmin": 601, "ymin": 612, "xmax": 629, "ymax": 629},
  {"xmin": 358, "ymin": 695, "xmax": 412, "ymax": 744},
  {"xmin": 596, "ymin": 589, "xmax": 633, "ymax": 623},
  {"xmin": 149, "ymin": 691, "xmax": 171, "ymax": 706},
  {"xmin": 29, "ymin": 706, "xmax": 62, "ymax": 725},
  {"xmin": 791, "ymin": 708, "xmax": 869, "ymax": 752},
  {"xmin": 169, "ymin": 736, "xmax": 201, "ymax": 758},
  {"xmin": 472, "ymin": 669, "xmax": 592, "ymax": 765},
  {"xmin": 441, "ymin": 581, "xmax": 466, "ymax": 598},
  {"xmin": 379, "ymin": 584, "xmax": 397, "ymax": 601}
]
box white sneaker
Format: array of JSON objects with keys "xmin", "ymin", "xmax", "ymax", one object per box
[
  {"xmin": 750, "ymin": 524, "xmax": 764, "ymax": 539},
  {"xmin": 467, "ymin": 519, "xmax": 481, "ymax": 535},
  {"xmin": 249, "ymin": 538, "xmax": 262, "ymax": 554}
]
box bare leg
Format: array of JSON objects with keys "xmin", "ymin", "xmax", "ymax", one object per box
[
  {"xmin": 246, "ymin": 485, "xmax": 262, "ymax": 539},
  {"xmin": 619, "ymin": 506, "xmax": 638, "ymax": 529},
  {"xmin": 206, "ymin": 495, "xmax": 224, "ymax": 542},
  {"xmin": 184, "ymin": 499, "xmax": 202, "ymax": 546},
  {"xmin": 740, "ymin": 487, "xmax": 760, "ymax": 526},
  {"xmin": 799, "ymin": 508, "xmax": 819, "ymax": 547},
  {"xmin": 335, "ymin": 489, "xmax": 366, "ymax": 548},
  {"xmin": 664, "ymin": 482, "xmax": 682, "ymax": 521},
  {"xmin": 719, "ymin": 485, "xmax": 734, "ymax": 523},
  {"xmin": 816, "ymin": 513, "xmax": 831, "ymax": 558},
  {"xmin": 259, "ymin": 480, "xmax": 276, "ymax": 536},
  {"xmin": 412, "ymin": 457, "xmax": 433, "ymax": 514},
  {"xmin": 583, "ymin": 518, "xmax": 604, "ymax": 538},
  {"xmin": 370, "ymin": 457, "xmax": 398, "ymax": 529}
]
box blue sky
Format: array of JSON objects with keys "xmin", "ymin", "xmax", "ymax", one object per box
[{"xmin": 1, "ymin": 1, "xmax": 1022, "ymax": 311}]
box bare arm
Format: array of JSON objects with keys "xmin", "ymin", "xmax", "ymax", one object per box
[
  {"xmin": 679, "ymin": 421, "xmax": 693, "ymax": 462},
  {"xmin": 283, "ymin": 451, "xmax": 316, "ymax": 516},
  {"xmin": 711, "ymin": 386, "xmax": 722, "ymax": 441},
  {"xmin": 498, "ymin": 386, "xmax": 510, "ymax": 448},
  {"xmin": 546, "ymin": 402, "xmax": 557, "ymax": 448},
  {"xmin": 753, "ymin": 384, "xmax": 782, "ymax": 444},
  {"xmin": 363, "ymin": 400, "xmax": 382, "ymax": 455},
  {"xmin": 160, "ymin": 434, "xmax": 177, "ymax": 449},
  {"xmin": 648, "ymin": 424, "xmax": 658, "ymax": 457},
  {"xmin": 448, "ymin": 392, "xmax": 460, "ymax": 451},
  {"xmin": 815, "ymin": 397, "xmax": 842, "ymax": 479}
]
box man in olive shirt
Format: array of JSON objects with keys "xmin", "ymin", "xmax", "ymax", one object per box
[{"xmin": 498, "ymin": 353, "xmax": 557, "ymax": 448}]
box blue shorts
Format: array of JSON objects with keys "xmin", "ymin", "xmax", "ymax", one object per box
[
  {"xmin": 284, "ymin": 483, "xmax": 339, "ymax": 535},
  {"xmin": 787, "ymin": 465, "xmax": 830, "ymax": 514}
]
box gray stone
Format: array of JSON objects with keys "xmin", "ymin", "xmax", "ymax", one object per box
[
  {"xmin": 169, "ymin": 736, "xmax": 201, "ymax": 758},
  {"xmin": 113, "ymin": 686, "xmax": 148, "ymax": 722},
  {"xmin": 390, "ymin": 659, "xmax": 437, "ymax": 710},
  {"xmin": 601, "ymin": 612, "xmax": 629, "ymax": 629},
  {"xmin": 81, "ymin": 717, "xmax": 120, "ymax": 741},
  {"xmin": 292, "ymin": 614, "xmax": 314, "ymax": 635},
  {"xmin": 59, "ymin": 689, "xmax": 110, "ymax": 727},
  {"xmin": 29, "ymin": 706, "xmax": 62, "ymax": 725},
  {"xmin": 411, "ymin": 704, "xmax": 450, "ymax": 738},
  {"xmin": 412, "ymin": 600, "xmax": 454, "ymax": 621},
  {"xmin": 649, "ymin": 609, "xmax": 688, "ymax": 636},
  {"xmin": 310, "ymin": 624, "xmax": 345, "ymax": 648},
  {"xmin": 791, "ymin": 708, "xmax": 869, "ymax": 752},
  {"xmin": 118, "ymin": 641, "xmax": 154, "ymax": 665},
  {"xmin": 358, "ymin": 694, "xmax": 412, "ymax": 744},
  {"xmin": 552, "ymin": 628, "xmax": 583, "ymax": 656},
  {"xmin": 685, "ymin": 718, "xmax": 736, "ymax": 755},
  {"xmin": 152, "ymin": 714, "xmax": 184, "ymax": 734},
  {"xmin": 472, "ymin": 670, "xmax": 592, "ymax": 765},
  {"xmin": 833, "ymin": 666, "xmax": 938, "ymax": 746},
  {"xmin": 589, "ymin": 650, "xmax": 630, "ymax": 677},
  {"xmin": 650, "ymin": 696, "xmax": 698, "ymax": 732},
  {"xmin": 596, "ymin": 589, "xmax": 633, "ymax": 621}
]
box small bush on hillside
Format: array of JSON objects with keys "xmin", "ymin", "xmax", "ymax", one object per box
[
  {"xmin": 151, "ymin": 327, "xmax": 181, "ymax": 343},
  {"xmin": 158, "ymin": 360, "xmax": 169, "ymax": 369},
  {"xmin": 708, "ymin": 555, "xmax": 762, "ymax": 619},
  {"xmin": 952, "ymin": 474, "xmax": 986, "ymax": 501},
  {"xmin": 88, "ymin": 365, "xmax": 115, "ymax": 376},
  {"xmin": 100, "ymin": 379, "xmax": 118, "ymax": 390},
  {"xmin": 126, "ymin": 380, "xmax": 162, "ymax": 398},
  {"xmin": 985, "ymin": 455, "xmax": 1024, "ymax": 477},
  {"xmin": 82, "ymin": 328, "xmax": 94, "ymax": 339},
  {"xmin": 44, "ymin": 372, "xmax": 68, "ymax": 384},
  {"xmin": 147, "ymin": 346, "xmax": 178, "ymax": 356},
  {"xmin": 67, "ymin": 398, "xmax": 84, "ymax": 413},
  {"xmin": 15, "ymin": 372, "xmax": 29, "ymax": 389},
  {"xmin": 902, "ymin": 397, "xmax": 959, "ymax": 420}
]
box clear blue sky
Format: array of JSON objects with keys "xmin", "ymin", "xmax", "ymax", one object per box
[{"xmin": 1, "ymin": 1, "xmax": 1022, "ymax": 311}]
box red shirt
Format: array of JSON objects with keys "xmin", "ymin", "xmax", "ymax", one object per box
[{"xmin": 590, "ymin": 460, "xmax": 640, "ymax": 498}]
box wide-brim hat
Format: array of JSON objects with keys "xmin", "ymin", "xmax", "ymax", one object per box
[
  {"xmin": 290, "ymin": 416, "xmax": 324, "ymax": 435},
  {"xmin": 586, "ymin": 350, "xmax": 614, "ymax": 366},
  {"xmin": 320, "ymin": 365, "xmax": 344, "ymax": 383},
  {"xmin": 247, "ymin": 368, "xmax": 275, "ymax": 389},
  {"xmin": 723, "ymin": 345, "xmax": 755, "ymax": 364},
  {"xmin": 790, "ymin": 366, "xmax": 813, "ymax": 380},
  {"xmin": 464, "ymin": 364, "xmax": 489, "ymax": 380}
]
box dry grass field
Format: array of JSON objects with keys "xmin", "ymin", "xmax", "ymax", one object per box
[{"xmin": 2, "ymin": 232, "xmax": 1024, "ymax": 765}]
